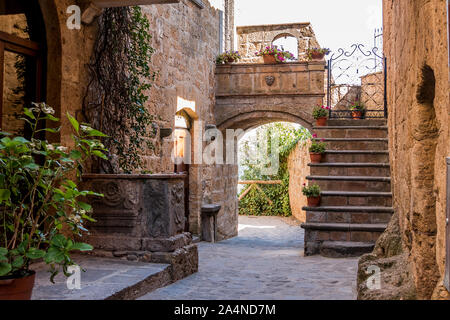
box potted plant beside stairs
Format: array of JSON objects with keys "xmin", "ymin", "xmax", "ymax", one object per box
[
  {"xmin": 309, "ymin": 138, "xmax": 327, "ymax": 163},
  {"xmin": 0, "ymin": 103, "xmax": 107, "ymax": 300},
  {"xmin": 313, "ymin": 105, "xmax": 330, "ymax": 127},
  {"xmin": 302, "ymin": 183, "xmax": 322, "ymax": 207},
  {"xmin": 350, "ymin": 101, "xmax": 365, "ymax": 120}
]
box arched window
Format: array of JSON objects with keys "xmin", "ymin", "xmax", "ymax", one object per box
[{"xmin": 272, "ymin": 34, "xmax": 298, "ymax": 61}]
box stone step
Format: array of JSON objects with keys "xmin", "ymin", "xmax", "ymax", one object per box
[
  {"xmin": 322, "ymin": 150, "xmax": 389, "ymax": 163},
  {"xmin": 320, "ymin": 191, "xmax": 392, "ymax": 207},
  {"xmin": 327, "ymin": 119, "xmax": 387, "ymax": 127},
  {"xmin": 313, "ymin": 138, "xmax": 389, "ymax": 151},
  {"xmin": 303, "ymin": 205, "xmax": 394, "ymax": 213},
  {"xmin": 307, "ymin": 175, "xmax": 391, "ymax": 192},
  {"xmin": 319, "ymin": 241, "xmax": 375, "ymax": 258},
  {"xmin": 302, "ymin": 222, "xmax": 387, "ymax": 256},
  {"xmin": 309, "ymin": 162, "xmax": 391, "ymax": 177},
  {"xmin": 313, "ymin": 126, "xmax": 388, "ymax": 139},
  {"xmin": 303, "ymin": 206, "xmax": 393, "ymax": 224}
]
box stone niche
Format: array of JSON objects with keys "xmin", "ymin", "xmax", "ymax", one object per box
[{"xmin": 81, "ymin": 174, "xmax": 198, "ymax": 278}]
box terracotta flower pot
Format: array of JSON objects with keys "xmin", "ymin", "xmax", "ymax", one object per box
[
  {"xmin": 315, "ymin": 117, "xmax": 327, "ymax": 127},
  {"xmin": 0, "ymin": 271, "xmax": 36, "ymax": 300},
  {"xmin": 310, "ymin": 52, "xmax": 325, "ymax": 61},
  {"xmin": 352, "ymin": 111, "xmax": 363, "ymax": 119},
  {"xmin": 310, "ymin": 153, "xmax": 323, "ymax": 163},
  {"xmin": 263, "ymin": 54, "xmax": 277, "ymax": 64},
  {"xmin": 225, "ymin": 58, "xmax": 236, "ymax": 64},
  {"xmin": 307, "ymin": 196, "xmax": 321, "ymax": 207}
]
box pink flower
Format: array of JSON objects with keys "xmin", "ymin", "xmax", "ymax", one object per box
[
  {"xmin": 313, "ymin": 133, "xmax": 318, "ymax": 138},
  {"xmin": 320, "ymin": 138, "xmax": 325, "ymax": 142}
]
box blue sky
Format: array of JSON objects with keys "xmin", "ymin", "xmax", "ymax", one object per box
[{"xmin": 210, "ymin": 0, "xmax": 383, "ymax": 53}]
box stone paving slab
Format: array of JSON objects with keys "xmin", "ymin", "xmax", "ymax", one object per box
[
  {"xmin": 140, "ymin": 216, "xmax": 359, "ymax": 300},
  {"xmin": 31, "ymin": 255, "xmax": 170, "ymax": 300}
]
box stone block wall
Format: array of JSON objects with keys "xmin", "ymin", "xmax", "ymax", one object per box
[
  {"xmin": 287, "ymin": 140, "xmax": 311, "ymax": 222},
  {"xmin": 358, "ymin": 0, "xmax": 449, "ymax": 300}
]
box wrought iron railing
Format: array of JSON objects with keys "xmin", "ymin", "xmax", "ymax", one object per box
[{"xmin": 326, "ymin": 43, "xmax": 388, "ymax": 119}]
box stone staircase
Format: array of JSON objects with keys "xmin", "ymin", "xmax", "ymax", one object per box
[{"xmin": 301, "ymin": 119, "xmax": 393, "ymax": 258}]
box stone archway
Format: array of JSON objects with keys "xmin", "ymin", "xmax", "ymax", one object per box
[{"xmin": 213, "ymin": 59, "xmax": 325, "ymax": 240}]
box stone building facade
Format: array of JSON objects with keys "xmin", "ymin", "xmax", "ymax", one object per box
[
  {"xmin": 357, "ymin": 0, "xmax": 450, "ymax": 300},
  {"xmin": 0, "ymin": 0, "xmax": 239, "ymax": 258}
]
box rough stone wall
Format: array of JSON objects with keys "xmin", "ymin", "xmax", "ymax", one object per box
[
  {"xmin": 1, "ymin": 1, "xmax": 229, "ymax": 240},
  {"xmin": 141, "ymin": 0, "xmax": 221, "ymax": 236},
  {"xmin": 141, "ymin": 0, "xmax": 220, "ymax": 173},
  {"xmin": 358, "ymin": 0, "xmax": 450, "ymax": 300},
  {"xmin": 236, "ymin": 23, "xmax": 321, "ymax": 63},
  {"xmin": 287, "ymin": 140, "xmax": 311, "ymax": 222}
]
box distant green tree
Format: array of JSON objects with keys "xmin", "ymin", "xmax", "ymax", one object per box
[{"xmin": 238, "ymin": 123, "xmax": 311, "ymax": 217}]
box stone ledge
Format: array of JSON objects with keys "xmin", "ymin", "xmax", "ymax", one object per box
[{"xmin": 31, "ymin": 255, "xmax": 171, "ymax": 300}]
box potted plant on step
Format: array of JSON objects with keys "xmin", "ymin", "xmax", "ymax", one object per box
[
  {"xmin": 306, "ymin": 47, "xmax": 331, "ymax": 61},
  {"xmin": 0, "ymin": 103, "xmax": 107, "ymax": 300},
  {"xmin": 302, "ymin": 183, "xmax": 321, "ymax": 207},
  {"xmin": 313, "ymin": 105, "xmax": 330, "ymax": 126},
  {"xmin": 309, "ymin": 137, "xmax": 326, "ymax": 163},
  {"xmin": 350, "ymin": 101, "xmax": 365, "ymax": 120},
  {"xmin": 216, "ymin": 51, "xmax": 241, "ymax": 65},
  {"xmin": 256, "ymin": 45, "xmax": 295, "ymax": 64}
]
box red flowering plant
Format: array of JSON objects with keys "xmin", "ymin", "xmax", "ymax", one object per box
[
  {"xmin": 302, "ymin": 182, "xmax": 321, "ymax": 198},
  {"xmin": 306, "ymin": 47, "xmax": 331, "ymax": 60},
  {"xmin": 312, "ymin": 105, "xmax": 330, "ymax": 119},
  {"xmin": 255, "ymin": 45, "xmax": 295, "ymax": 63}
]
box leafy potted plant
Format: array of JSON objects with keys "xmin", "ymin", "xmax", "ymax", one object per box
[
  {"xmin": 256, "ymin": 45, "xmax": 295, "ymax": 64},
  {"xmin": 313, "ymin": 105, "xmax": 330, "ymax": 127},
  {"xmin": 0, "ymin": 103, "xmax": 107, "ymax": 300},
  {"xmin": 216, "ymin": 51, "xmax": 241, "ymax": 65},
  {"xmin": 306, "ymin": 47, "xmax": 331, "ymax": 61},
  {"xmin": 350, "ymin": 101, "xmax": 365, "ymax": 120},
  {"xmin": 309, "ymin": 137, "xmax": 326, "ymax": 163},
  {"xmin": 302, "ymin": 183, "xmax": 321, "ymax": 207}
]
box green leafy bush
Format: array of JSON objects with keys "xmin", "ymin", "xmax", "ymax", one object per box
[
  {"xmin": 0, "ymin": 103, "xmax": 107, "ymax": 281},
  {"xmin": 302, "ymin": 183, "xmax": 321, "ymax": 198},
  {"xmin": 238, "ymin": 123, "xmax": 311, "ymax": 217}
]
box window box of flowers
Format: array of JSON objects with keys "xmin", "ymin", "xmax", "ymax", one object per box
[
  {"xmin": 313, "ymin": 105, "xmax": 330, "ymax": 127},
  {"xmin": 0, "ymin": 103, "xmax": 107, "ymax": 300},
  {"xmin": 216, "ymin": 51, "xmax": 242, "ymax": 65},
  {"xmin": 309, "ymin": 138, "xmax": 326, "ymax": 163},
  {"xmin": 256, "ymin": 45, "xmax": 294, "ymax": 64},
  {"xmin": 302, "ymin": 183, "xmax": 321, "ymax": 207},
  {"xmin": 306, "ymin": 47, "xmax": 331, "ymax": 61},
  {"xmin": 350, "ymin": 101, "xmax": 365, "ymax": 120}
]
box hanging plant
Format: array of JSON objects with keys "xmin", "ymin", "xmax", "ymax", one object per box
[{"xmin": 83, "ymin": 6, "xmax": 157, "ymax": 174}]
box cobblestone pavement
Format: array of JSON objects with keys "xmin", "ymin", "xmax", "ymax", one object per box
[{"xmin": 140, "ymin": 216, "xmax": 359, "ymax": 300}]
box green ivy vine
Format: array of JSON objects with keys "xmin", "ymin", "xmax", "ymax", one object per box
[{"xmin": 83, "ymin": 6, "xmax": 157, "ymax": 174}]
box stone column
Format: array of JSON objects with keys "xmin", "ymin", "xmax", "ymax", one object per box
[{"xmin": 224, "ymin": 0, "xmax": 234, "ymax": 51}]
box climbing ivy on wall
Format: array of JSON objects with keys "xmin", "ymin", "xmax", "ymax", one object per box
[
  {"xmin": 239, "ymin": 123, "xmax": 311, "ymax": 217},
  {"xmin": 83, "ymin": 6, "xmax": 157, "ymax": 174}
]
